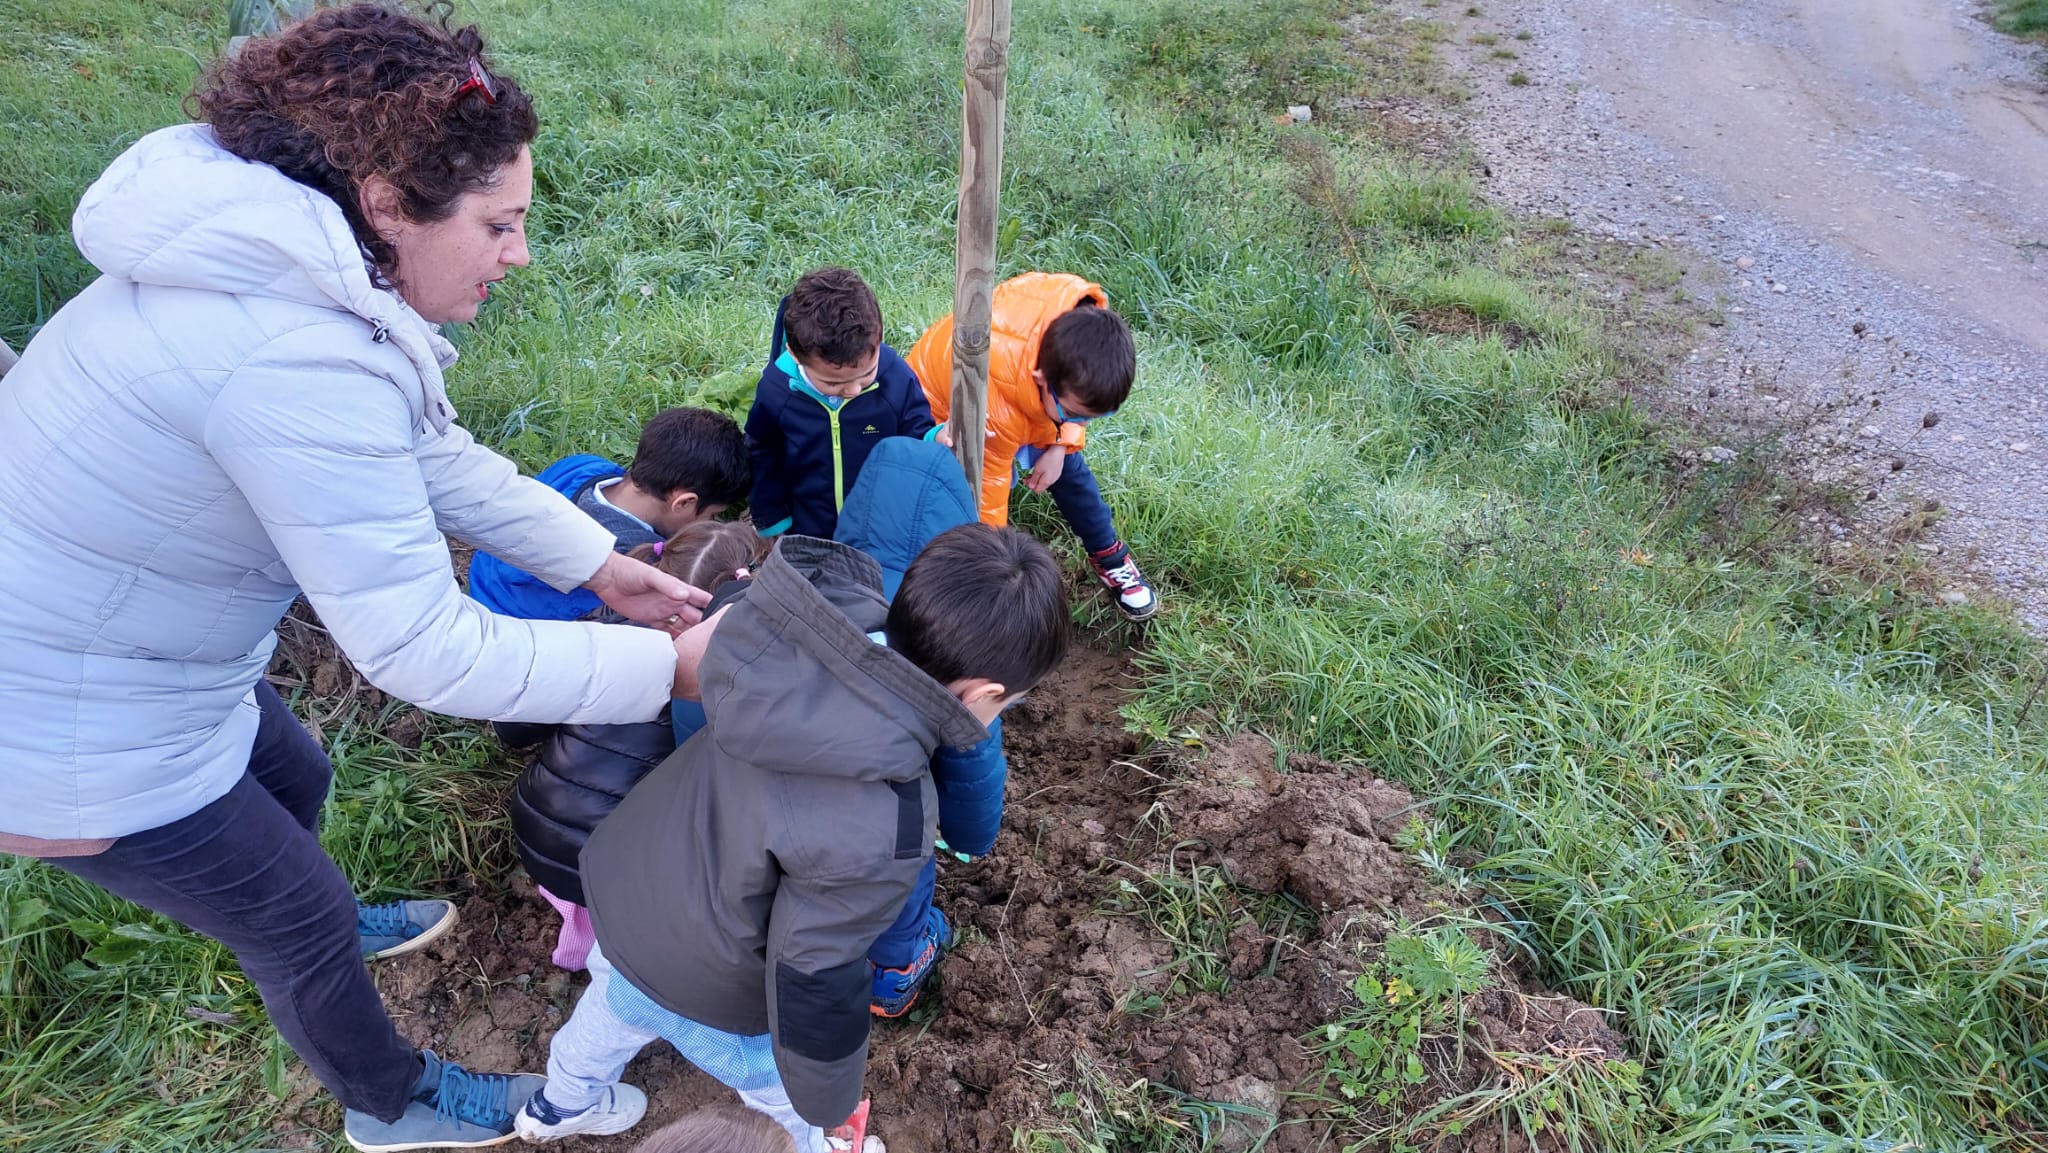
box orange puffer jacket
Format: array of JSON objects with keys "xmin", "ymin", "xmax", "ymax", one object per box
[{"xmin": 907, "ymin": 272, "xmax": 1104, "ymax": 526}]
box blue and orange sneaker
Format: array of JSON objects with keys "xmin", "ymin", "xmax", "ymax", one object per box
[{"xmin": 871, "ymin": 907, "xmax": 952, "ymax": 1018}]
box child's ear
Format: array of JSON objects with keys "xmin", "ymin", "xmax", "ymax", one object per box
[
  {"xmin": 952, "ymin": 678, "xmax": 1009, "ymax": 707},
  {"xmin": 667, "ymin": 490, "xmax": 701, "ymax": 519}
]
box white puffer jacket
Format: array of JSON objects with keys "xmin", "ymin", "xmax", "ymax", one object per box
[{"xmin": 0, "ymin": 124, "xmax": 677, "ymax": 839}]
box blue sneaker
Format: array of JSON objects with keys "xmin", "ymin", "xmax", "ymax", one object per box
[
  {"xmin": 359, "ymin": 900, "xmax": 458, "ymax": 962},
  {"xmin": 344, "ymin": 1050, "xmax": 545, "ymax": 1151},
  {"xmin": 871, "ymin": 906, "xmax": 952, "ymax": 1018}
]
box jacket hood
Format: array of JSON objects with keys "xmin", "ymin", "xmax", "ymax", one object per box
[
  {"xmin": 72, "ymin": 123, "xmax": 461, "ymax": 431},
  {"xmin": 833, "ymin": 438, "xmax": 978, "ymax": 598},
  {"xmin": 699, "ymin": 536, "xmax": 988, "ymax": 779},
  {"xmin": 536, "ymin": 454, "xmax": 626, "ymax": 502}
]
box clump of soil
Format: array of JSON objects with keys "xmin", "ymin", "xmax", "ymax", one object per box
[
  {"xmin": 1407, "ymin": 305, "xmax": 1534, "ymax": 350},
  {"xmin": 277, "ymin": 642, "xmax": 1626, "ymax": 1151}
]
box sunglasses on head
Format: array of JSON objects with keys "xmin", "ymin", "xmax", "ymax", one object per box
[{"xmin": 454, "ymin": 58, "xmax": 498, "ymax": 105}]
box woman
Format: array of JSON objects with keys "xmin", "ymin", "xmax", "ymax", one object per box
[{"xmin": 0, "ymin": 7, "xmax": 711, "ymax": 1150}]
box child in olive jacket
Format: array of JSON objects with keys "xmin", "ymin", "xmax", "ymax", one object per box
[{"xmin": 516, "ymin": 528, "xmax": 1070, "ymax": 1150}]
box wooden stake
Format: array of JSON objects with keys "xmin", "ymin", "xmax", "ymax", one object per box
[{"xmin": 947, "ymin": 0, "xmax": 1012, "ymax": 487}]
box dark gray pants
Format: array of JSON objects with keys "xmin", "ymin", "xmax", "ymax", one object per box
[{"xmin": 55, "ymin": 680, "xmax": 418, "ymax": 1121}]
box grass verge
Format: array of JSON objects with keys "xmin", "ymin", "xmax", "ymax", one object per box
[
  {"xmin": 5, "ymin": 0, "xmax": 2048, "ymax": 1149},
  {"xmin": 1992, "ymin": 0, "xmax": 2048, "ymax": 42}
]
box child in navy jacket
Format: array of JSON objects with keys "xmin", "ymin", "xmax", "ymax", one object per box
[{"xmin": 744, "ymin": 268, "xmax": 939, "ymax": 541}]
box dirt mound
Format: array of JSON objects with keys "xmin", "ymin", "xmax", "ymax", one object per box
[{"xmin": 278, "ymin": 643, "xmax": 1626, "ymax": 1151}]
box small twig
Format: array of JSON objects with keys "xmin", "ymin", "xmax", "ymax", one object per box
[
  {"xmin": 2016, "ymin": 661, "xmax": 2048, "ymax": 726},
  {"xmin": 993, "ymin": 872, "xmax": 1041, "ymax": 1028}
]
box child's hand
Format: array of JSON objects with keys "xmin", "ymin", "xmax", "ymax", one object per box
[
  {"xmin": 934, "ymin": 424, "xmax": 955, "ymax": 449},
  {"xmin": 1022, "ymin": 445, "xmax": 1066, "ymax": 492}
]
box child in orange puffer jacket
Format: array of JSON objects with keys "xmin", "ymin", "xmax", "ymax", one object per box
[{"xmin": 906, "ymin": 272, "xmax": 1157, "ymax": 621}]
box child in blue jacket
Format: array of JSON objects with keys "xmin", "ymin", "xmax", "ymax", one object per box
[
  {"xmin": 744, "ymin": 268, "xmax": 939, "ymax": 541},
  {"xmin": 835, "ymin": 437, "xmax": 1008, "ymax": 1015},
  {"xmin": 468, "ymin": 407, "xmax": 749, "ymax": 620},
  {"xmin": 673, "ymin": 437, "xmax": 1007, "ymax": 1017}
]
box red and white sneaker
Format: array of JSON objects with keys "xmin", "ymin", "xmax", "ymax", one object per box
[{"xmin": 1088, "ymin": 541, "xmax": 1159, "ymax": 622}]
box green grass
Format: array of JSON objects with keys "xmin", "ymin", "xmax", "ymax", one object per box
[
  {"xmin": 7, "ymin": 0, "xmax": 2048, "ymax": 1150},
  {"xmin": 1992, "ymin": 0, "xmax": 2048, "ymax": 41}
]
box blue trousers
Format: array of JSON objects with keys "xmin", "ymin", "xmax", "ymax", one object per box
[
  {"xmin": 54, "ymin": 681, "xmax": 419, "ymax": 1121},
  {"xmin": 867, "ymin": 714, "xmax": 1007, "ymax": 967},
  {"xmin": 866, "ymin": 856, "xmax": 939, "ymax": 969},
  {"xmin": 1043, "ymin": 449, "xmax": 1120, "ymax": 555}
]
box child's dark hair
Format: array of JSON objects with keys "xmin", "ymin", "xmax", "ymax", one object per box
[
  {"xmin": 627, "ymin": 1103, "xmax": 796, "ymax": 1153},
  {"xmin": 1036, "ymin": 301, "xmax": 1136, "ymax": 414},
  {"xmin": 887, "ymin": 524, "xmax": 1070, "ymax": 693},
  {"xmin": 783, "ymin": 267, "xmax": 883, "ymax": 367},
  {"xmin": 626, "ymin": 407, "xmax": 749, "ymax": 506},
  {"xmin": 627, "ymin": 521, "xmax": 769, "ymax": 593}
]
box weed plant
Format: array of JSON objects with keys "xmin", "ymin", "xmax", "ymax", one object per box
[{"xmin": 5, "ymin": 0, "xmax": 2048, "ymax": 1149}]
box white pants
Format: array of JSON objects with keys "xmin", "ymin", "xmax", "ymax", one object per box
[{"xmin": 545, "ymin": 944, "xmax": 832, "ymax": 1153}]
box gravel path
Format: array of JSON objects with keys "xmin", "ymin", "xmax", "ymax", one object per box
[{"xmin": 1389, "ymin": 0, "xmax": 2048, "ymax": 624}]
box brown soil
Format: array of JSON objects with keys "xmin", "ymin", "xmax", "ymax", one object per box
[
  {"xmin": 271, "ymin": 635, "xmax": 1626, "ymax": 1151},
  {"xmin": 1408, "ymin": 305, "xmax": 1533, "ymax": 351}
]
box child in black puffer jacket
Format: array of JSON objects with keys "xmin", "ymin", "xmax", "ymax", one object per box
[{"xmin": 507, "ymin": 521, "xmax": 768, "ymax": 970}]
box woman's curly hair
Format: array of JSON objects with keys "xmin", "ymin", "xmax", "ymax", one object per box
[{"xmin": 191, "ymin": 3, "xmax": 537, "ymax": 276}]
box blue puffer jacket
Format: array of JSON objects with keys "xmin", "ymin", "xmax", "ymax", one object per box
[
  {"xmin": 674, "ymin": 438, "xmax": 1007, "ymax": 854},
  {"xmin": 468, "ymin": 455, "xmax": 625, "ymax": 621},
  {"xmin": 744, "ymin": 297, "xmax": 938, "ymax": 541},
  {"xmin": 840, "ymin": 438, "xmax": 1007, "ymax": 857}
]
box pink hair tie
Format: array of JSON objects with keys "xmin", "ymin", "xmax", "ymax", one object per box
[{"xmin": 652, "ymin": 541, "xmax": 665, "ymax": 557}]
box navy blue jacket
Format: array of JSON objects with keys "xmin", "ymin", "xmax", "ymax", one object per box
[{"xmin": 745, "ymin": 297, "xmax": 937, "ymax": 540}]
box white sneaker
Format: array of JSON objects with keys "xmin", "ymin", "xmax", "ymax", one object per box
[
  {"xmin": 513, "ymin": 1084, "xmax": 647, "ymax": 1142},
  {"xmin": 1087, "ymin": 541, "xmax": 1160, "ymax": 622}
]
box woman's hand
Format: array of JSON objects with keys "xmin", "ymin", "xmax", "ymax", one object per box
[
  {"xmin": 584, "ymin": 551, "xmax": 708, "ymax": 633},
  {"xmin": 1023, "ymin": 444, "xmax": 1067, "ymax": 493},
  {"xmin": 671, "ymin": 605, "xmax": 731, "ymax": 700}
]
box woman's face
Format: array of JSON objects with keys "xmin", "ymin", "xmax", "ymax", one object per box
[{"xmin": 372, "ymin": 147, "xmax": 533, "ymax": 324}]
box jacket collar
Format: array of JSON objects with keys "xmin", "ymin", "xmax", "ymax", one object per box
[{"xmin": 775, "ymin": 348, "xmax": 878, "ymax": 411}]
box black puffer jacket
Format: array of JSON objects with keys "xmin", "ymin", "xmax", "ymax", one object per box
[{"xmin": 507, "ymin": 707, "xmax": 675, "ymax": 906}]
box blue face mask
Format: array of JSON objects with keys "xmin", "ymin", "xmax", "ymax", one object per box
[
  {"xmin": 1052, "ymin": 394, "xmax": 1098, "ymax": 424},
  {"xmin": 1046, "ymin": 383, "xmax": 1112, "ymax": 425}
]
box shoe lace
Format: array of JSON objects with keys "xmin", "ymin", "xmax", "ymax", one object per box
[
  {"xmin": 432, "ymin": 1063, "xmax": 517, "ymax": 1129},
  {"xmin": 1098, "ymin": 557, "xmax": 1146, "ymax": 591},
  {"xmin": 357, "ymin": 902, "xmax": 417, "ymax": 940}
]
